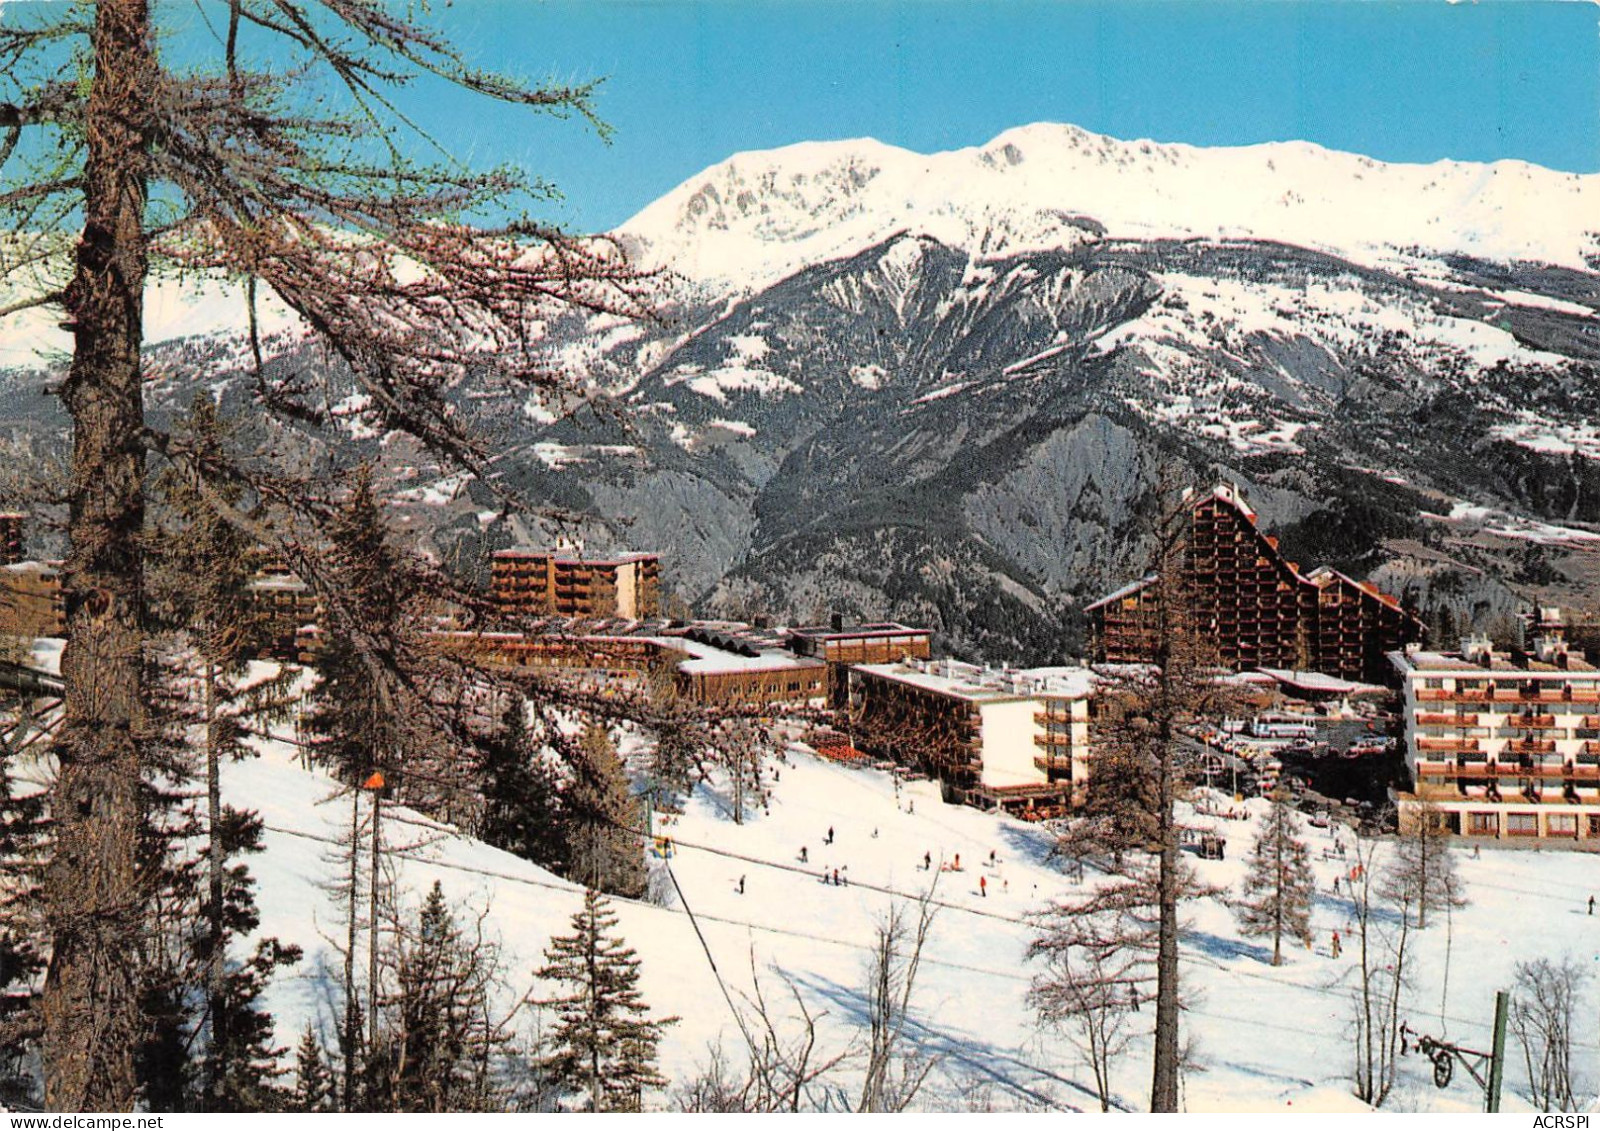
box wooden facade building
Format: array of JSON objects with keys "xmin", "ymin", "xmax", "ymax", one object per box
[
  {"xmin": 0, "ymin": 514, "xmax": 24, "ymax": 566},
  {"xmin": 787, "ymin": 621, "xmax": 933, "ymax": 706},
  {"xmin": 1087, "ymin": 483, "xmax": 1422, "ymax": 685},
  {"xmin": 0, "ymin": 561, "xmax": 64, "ymax": 639},
  {"xmin": 490, "ymin": 551, "xmax": 661, "ymax": 621}
]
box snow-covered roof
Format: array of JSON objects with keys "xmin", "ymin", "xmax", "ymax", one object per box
[
  {"xmin": 668, "ymin": 635, "xmax": 825, "ymax": 676},
  {"xmin": 1, "ymin": 560, "xmax": 59, "ymax": 575},
  {"xmin": 788, "ymin": 622, "xmax": 929, "ymax": 641},
  {"xmin": 1253, "ymin": 667, "xmax": 1387, "ymax": 696},
  {"xmin": 248, "ymin": 576, "xmax": 310, "ymax": 593},
  {"xmin": 1210, "ymin": 481, "xmax": 1256, "ymax": 519},
  {"xmin": 855, "ymin": 657, "xmax": 1092, "ymax": 702},
  {"xmin": 1083, "ymin": 574, "xmax": 1156, "ymax": 612},
  {"xmin": 1389, "ymin": 648, "xmax": 1598, "ymax": 676}
]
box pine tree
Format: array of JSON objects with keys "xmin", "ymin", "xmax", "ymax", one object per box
[
  {"xmin": 563, "ymin": 723, "xmax": 645, "ymax": 899},
  {"xmin": 3, "ymin": 4, "xmax": 654, "ymax": 1106},
  {"xmin": 371, "ymin": 882, "xmax": 503, "ymax": 1112},
  {"xmin": 196, "ymin": 809, "xmax": 302, "ymax": 1110},
  {"xmin": 291, "ymin": 1026, "xmax": 336, "ymax": 1113},
  {"xmin": 0, "ymin": 729, "xmax": 49, "ymax": 1108},
  {"xmin": 535, "ymin": 889, "xmax": 677, "ymax": 1112},
  {"xmin": 1235, "ymin": 791, "xmax": 1315, "ymax": 966},
  {"xmin": 643, "ymin": 662, "xmax": 697, "ymax": 811},
  {"xmin": 477, "ymin": 701, "xmax": 568, "ymax": 874},
  {"xmin": 307, "ymin": 468, "xmax": 407, "ymax": 789},
  {"xmin": 152, "ymin": 395, "xmax": 300, "ymax": 1111}
]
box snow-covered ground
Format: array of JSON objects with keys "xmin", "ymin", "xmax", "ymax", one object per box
[{"xmin": 221, "ymin": 701, "xmax": 1600, "ymax": 1113}]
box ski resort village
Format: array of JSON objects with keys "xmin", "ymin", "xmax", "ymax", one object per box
[
  {"xmin": 6, "ymin": 474, "xmax": 1600, "ymax": 1114},
  {"xmin": 3, "ymin": 0, "xmax": 1600, "ymax": 1119}
]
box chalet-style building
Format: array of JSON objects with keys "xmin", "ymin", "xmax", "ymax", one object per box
[
  {"xmin": 1087, "ymin": 483, "xmax": 1422, "ymax": 686},
  {"xmin": 0, "ymin": 513, "xmax": 24, "ymax": 566},
  {"xmin": 0, "ymin": 561, "xmax": 64, "ymax": 639},
  {"xmin": 787, "ymin": 620, "xmax": 932, "ymax": 706},
  {"xmin": 490, "ymin": 550, "xmax": 661, "ymax": 620},
  {"xmin": 430, "ymin": 619, "xmax": 830, "ymax": 708},
  {"xmin": 1393, "ymin": 612, "xmax": 1600, "ymax": 843},
  {"xmin": 852, "ymin": 657, "xmax": 1092, "ymax": 819},
  {"xmin": 248, "ymin": 571, "xmax": 321, "ymax": 660}
]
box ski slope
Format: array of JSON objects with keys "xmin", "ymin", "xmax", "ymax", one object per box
[{"xmin": 223, "ymin": 698, "xmax": 1600, "ymax": 1113}]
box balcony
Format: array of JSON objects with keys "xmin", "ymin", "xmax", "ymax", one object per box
[
  {"xmin": 1418, "ymin": 713, "xmax": 1477, "ymax": 727},
  {"xmin": 1491, "ymin": 689, "xmax": 1567, "ymax": 704},
  {"xmin": 1503, "ymin": 762, "xmax": 1569, "ymax": 780},
  {"xmin": 1508, "ymin": 714, "xmax": 1559, "ymax": 729},
  {"xmin": 1416, "ymin": 738, "xmax": 1481, "ymax": 754}
]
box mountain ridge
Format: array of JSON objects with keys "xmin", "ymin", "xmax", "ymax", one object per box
[{"xmin": 615, "ymin": 122, "xmax": 1600, "ymax": 297}]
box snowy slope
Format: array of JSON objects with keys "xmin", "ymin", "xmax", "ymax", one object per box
[
  {"xmin": 233, "ymin": 705, "xmax": 1595, "ymax": 1113},
  {"xmin": 617, "ymin": 123, "xmax": 1600, "ymax": 295}
]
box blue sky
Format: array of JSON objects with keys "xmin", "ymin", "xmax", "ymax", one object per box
[
  {"xmin": 18, "ymin": 0, "xmax": 1597, "ymax": 232},
  {"xmin": 392, "ymin": 0, "xmax": 1600, "ymax": 231}
]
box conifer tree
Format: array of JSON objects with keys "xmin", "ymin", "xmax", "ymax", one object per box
[
  {"xmin": 307, "ymin": 467, "xmax": 407, "ymax": 789},
  {"xmin": 563, "ymin": 722, "xmax": 645, "ymax": 899},
  {"xmin": 1235, "ymin": 791, "xmax": 1315, "ymax": 966},
  {"xmin": 0, "ymin": 725, "xmax": 48, "ymax": 1108},
  {"xmin": 370, "ymin": 882, "xmax": 503, "ymax": 1112},
  {"xmin": 534, "ymin": 889, "xmax": 676, "ymax": 1112},
  {"xmin": 152, "ymin": 395, "xmax": 301, "ymax": 1110},
  {"xmin": 1, "ymin": 4, "xmax": 654, "ymax": 1106},
  {"xmin": 291, "ymin": 1026, "xmax": 336, "ymax": 1113},
  {"xmin": 476, "ymin": 700, "xmax": 568, "ymax": 874},
  {"xmin": 643, "ymin": 662, "xmax": 697, "ymax": 811}
]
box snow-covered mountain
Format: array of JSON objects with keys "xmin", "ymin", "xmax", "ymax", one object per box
[
  {"xmin": 524, "ymin": 127, "xmax": 1600, "ymax": 656},
  {"xmin": 616, "ymin": 123, "xmax": 1600, "ymax": 295},
  {"xmin": 4, "ymin": 124, "xmax": 1599, "ymax": 659}
]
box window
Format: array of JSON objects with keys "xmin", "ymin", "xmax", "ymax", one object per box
[
  {"xmin": 1467, "ymin": 812, "xmax": 1498, "ymax": 836},
  {"xmin": 1548, "ymin": 814, "xmax": 1578, "ymax": 837},
  {"xmin": 1589, "ymin": 815, "xmax": 1600, "ymax": 839},
  {"xmin": 1507, "ymin": 813, "xmax": 1538, "ymax": 837}
]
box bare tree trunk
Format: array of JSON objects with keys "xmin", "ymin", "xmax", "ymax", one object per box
[
  {"xmin": 367, "ymin": 791, "xmax": 381, "ymax": 1082},
  {"xmin": 342, "ymin": 790, "xmax": 361, "ymax": 1111},
  {"xmin": 1150, "ymin": 714, "xmax": 1180, "ymax": 1113},
  {"xmin": 41, "ymin": 0, "xmax": 154, "ymax": 1110},
  {"xmin": 204, "ymin": 659, "xmax": 227, "ymax": 1107}
]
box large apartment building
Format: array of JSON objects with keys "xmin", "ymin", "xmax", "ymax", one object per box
[
  {"xmin": 1088, "ymin": 483, "xmax": 1423, "ymax": 685},
  {"xmin": 852, "ymin": 658, "xmax": 1092, "ymax": 818},
  {"xmin": 490, "ymin": 550, "xmax": 661, "ymax": 620},
  {"xmin": 0, "ymin": 560, "xmax": 64, "ymax": 638},
  {"xmin": 1392, "ymin": 617, "xmax": 1600, "ymax": 843},
  {"xmin": 0, "ymin": 513, "xmax": 24, "ymax": 566}
]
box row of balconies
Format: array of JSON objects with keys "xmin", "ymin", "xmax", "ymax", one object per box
[
  {"xmin": 1416, "ymin": 688, "xmax": 1600, "ymax": 705},
  {"xmin": 1414, "ymin": 737, "xmax": 1596, "ymax": 755},
  {"xmin": 1416, "ymin": 759, "xmax": 1600, "ymax": 783},
  {"xmin": 1417, "ymin": 715, "xmax": 1600, "ymax": 732}
]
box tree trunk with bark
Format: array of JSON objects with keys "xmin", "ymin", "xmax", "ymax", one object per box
[
  {"xmin": 41, "ymin": 0, "xmax": 154, "ymax": 1110},
  {"xmin": 1149, "ymin": 713, "xmax": 1181, "ymax": 1113}
]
